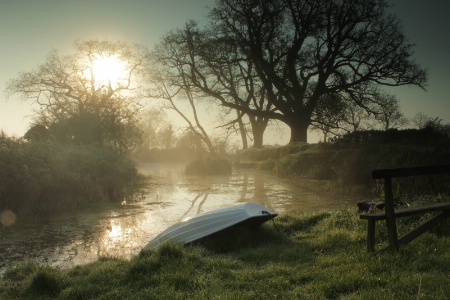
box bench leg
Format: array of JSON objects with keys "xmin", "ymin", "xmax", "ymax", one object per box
[
  {"xmin": 398, "ymin": 211, "xmax": 450, "ymax": 246},
  {"xmin": 384, "ymin": 178, "xmax": 399, "ymax": 251},
  {"xmin": 367, "ymin": 219, "xmax": 376, "ymax": 252}
]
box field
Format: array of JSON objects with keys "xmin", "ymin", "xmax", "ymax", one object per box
[{"xmin": 1, "ymin": 209, "xmax": 449, "ymax": 299}]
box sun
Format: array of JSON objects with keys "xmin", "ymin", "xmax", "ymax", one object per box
[{"xmin": 91, "ymin": 55, "xmax": 127, "ymax": 88}]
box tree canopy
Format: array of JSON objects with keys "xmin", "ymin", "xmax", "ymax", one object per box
[
  {"xmin": 153, "ymin": 0, "xmax": 427, "ymax": 143},
  {"xmin": 6, "ymin": 40, "xmax": 150, "ymax": 154}
]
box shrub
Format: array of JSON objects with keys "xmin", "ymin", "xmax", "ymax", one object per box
[
  {"xmin": 185, "ymin": 157, "xmax": 232, "ymax": 175},
  {"xmin": 27, "ymin": 268, "xmax": 63, "ymax": 296},
  {"xmin": 0, "ymin": 132, "xmax": 145, "ymax": 217}
]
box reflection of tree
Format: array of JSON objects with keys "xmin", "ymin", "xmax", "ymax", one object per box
[
  {"xmin": 238, "ymin": 171, "xmax": 269, "ymax": 203},
  {"xmin": 252, "ymin": 172, "xmax": 268, "ymax": 203},
  {"xmin": 10, "ymin": 206, "xmax": 150, "ymax": 271},
  {"xmin": 197, "ymin": 193, "xmax": 209, "ymax": 214},
  {"xmin": 178, "ymin": 192, "xmax": 209, "ymax": 222},
  {"xmin": 96, "ymin": 208, "xmax": 147, "ymax": 257},
  {"xmin": 239, "ymin": 174, "xmax": 248, "ymax": 202}
]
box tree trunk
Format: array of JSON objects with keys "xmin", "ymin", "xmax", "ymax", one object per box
[
  {"xmin": 236, "ymin": 110, "xmax": 248, "ymax": 150},
  {"xmin": 253, "ymin": 127, "xmax": 264, "ymax": 148},
  {"xmin": 202, "ymin": 136, "xmax": 215, "ymax": 154},
  {"xmin": 288, "ymin": 120, "xmax": 309, "ymax": 143},
  {"xmin": 249, "ymin": 115, "xmax": 269, "ymax": 148}
]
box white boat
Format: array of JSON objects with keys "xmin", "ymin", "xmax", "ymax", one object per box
[{"xmin": 144, "ymin": 202, "xmax": 277, "ymax": 249}]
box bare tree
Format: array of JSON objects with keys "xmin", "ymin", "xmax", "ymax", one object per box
[
  {"xmin": 411, "ymin": 112, "xmax": 449, "ymax": 136},
  {"xmin": 146, "ymin": 53, "xmax": 217, "ymax": 154},
  {"xmin": 411, "ymin": 112, "xmax": 442, "ymax": 129},
  {"xmin": 372, "ymin": 93, "xmax": 408, "ymax": 131},
  {"xmin": 138, "ymin": 108, "xmax": 175, "ymax": 150},
  {"xmin": 205, "ymin": 0, "xmax": 427, "ymax": 143},
  {"xmin": 311, "ymin": 89, "xmax": 408, "ymax": 140},
  {"xmin": 339, "ymin": 101, "xmax": 373, "ymax": 133},
  {"xmin": 151, "ymin": 22, "xmax": 274, "ymax": 148},
  {"xmin": 6, "ymin": 40, "xmax": 151, "ymax": 154}
]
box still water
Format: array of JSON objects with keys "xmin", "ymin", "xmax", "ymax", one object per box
[{"xmin": 0, "ymin": 163, "xmax": 360, "ymax": 275}]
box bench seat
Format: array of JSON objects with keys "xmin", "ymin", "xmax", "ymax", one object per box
[
  {"xmin": 360, "ymin": 202, "xmax": 450, "ymax": 221},
  {"xmin": 361, "ymin": 164, "xmax": 449, "ymax": 252}
]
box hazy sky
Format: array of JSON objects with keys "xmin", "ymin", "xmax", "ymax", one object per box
[{"xmin": 1, "ymin": 0, "xmax": 449, "ymax": 143}]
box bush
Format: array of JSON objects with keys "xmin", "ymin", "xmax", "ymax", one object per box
[
  {"xmin": 0, "ymin": 132, "xmax": 145, "ymax": 217},
  {"xmin": 27, "ymin": 268, "xmax": 64, "ymax": 296},
  {"xmin": 185, "ymin": 157, "xmax": 232, "ymax": 175}
]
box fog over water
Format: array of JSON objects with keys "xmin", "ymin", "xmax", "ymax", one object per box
[{"xmin": 0, "ymin": 163, "xmax": 360, "ymax": 275}]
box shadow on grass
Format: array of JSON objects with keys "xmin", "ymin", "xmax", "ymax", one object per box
[
  {"xmin": 198, "ymin": 212, "xmax": 331, "ymax": 249},
  {"xmin": 185, "ymin": 218, "xmax": 289, "ymax": 253}
]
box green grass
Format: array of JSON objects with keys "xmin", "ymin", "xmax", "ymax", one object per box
[
  {"xmin": 1, "ymin": 210, "xmax": 449, "ymax": 299},
  {"xmin": 234, "ymin": 136, "xmax": 450, "ymax": 192}
]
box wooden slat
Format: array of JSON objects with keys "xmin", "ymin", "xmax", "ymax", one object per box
[
  {"xmin": 372, "ymin": 165, "xmax": 450, "ymax": 179},
  {"xmin": 360, "ymin": 202, "xmax": 450, "ymax": 220},
  {"xmin": 363, "ymin": 165, "xmax": 450, "ymax": 252},
  {"xmin": 397, "ymin": 211, "xmax": 450, "ymax": 246}
]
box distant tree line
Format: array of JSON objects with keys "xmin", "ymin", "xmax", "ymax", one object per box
[{"xmin": 132, "ymin": 108, "xmax": 236, "ymax": 162}]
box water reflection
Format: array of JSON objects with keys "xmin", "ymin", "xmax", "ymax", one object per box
[{"xmin": 0, "ymin": 163, "xmax": 359, "ymax": 275}]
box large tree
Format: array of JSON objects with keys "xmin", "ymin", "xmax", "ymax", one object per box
[
  {"xmin": 187, "ymin": 0, "xmax": 427, "ymax": 143},
  {"xmin": 6, "ymin": 40, "xmax": 150, "ymax": 154},
  {"xmin": 151, "ymin": 22, "xmax": 274, "ymax": 148}
]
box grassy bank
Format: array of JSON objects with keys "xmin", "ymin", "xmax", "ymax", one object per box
[
  {"xmin": 1, "ymin": 209, "xmax": 449, "ymax": 299},
  {"xmin": 234, "ymin": 129, "xmax": 450, "ymax": 198}
]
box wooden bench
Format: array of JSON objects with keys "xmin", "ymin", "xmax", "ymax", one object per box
[{"xmin": 360, "ymin": 165, "xmax": 450, "ymax": 252}]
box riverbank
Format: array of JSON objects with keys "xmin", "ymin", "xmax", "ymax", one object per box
[
  {"xmin": 0, "ymin": 164, "xmax": 362, "ymax": 279},
  {"xmin": 1, "ymin": 209, "xmax": 449, "ymax": 299},
  {"xmin": 234, "ymin": 129, "xmax": 450, "ymax": 202},
  {"xmin": 0, "ymin": 133, "xmax": 146, "ymax": 218}
]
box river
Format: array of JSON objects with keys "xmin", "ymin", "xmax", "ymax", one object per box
[{"xmin": 0, "ymin": 163, "xmax": 361, "ymax": 275}]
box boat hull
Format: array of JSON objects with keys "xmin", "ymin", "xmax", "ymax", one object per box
[{"xmin": 144, "ymin": 202, "xmax": 277, "ymax": 249}]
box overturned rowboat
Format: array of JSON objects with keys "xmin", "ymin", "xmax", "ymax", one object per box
[{"xmin": 144, "ymin": 202, "xmax": 277, "ymax": 249}]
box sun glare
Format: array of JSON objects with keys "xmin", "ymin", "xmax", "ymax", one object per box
[{"xmin": 92, "ymin": 55, "xmax": 127, "ymax": 88}]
